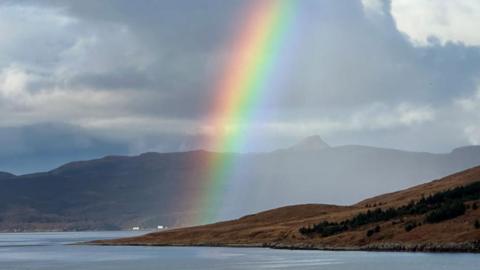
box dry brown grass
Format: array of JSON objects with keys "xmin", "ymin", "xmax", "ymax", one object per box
[{"xmin": 94, "ymin": 166, "xmax": 480, "ymax": 251}]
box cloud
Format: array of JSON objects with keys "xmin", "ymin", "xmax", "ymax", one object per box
[
  {"xmin": 465, "ymin": 126, "xmax": 480, "ymax": 145},
  {"xmin": 0, "ymin": 123, "xmax": 129, "ymax": 174},
  {"xmin": 351, "ymin": 103, "xmax": 435, "ymax": 128},
  {"xmin": 457, "ymin": 88, "xmax": 480, "ymax": 112},
  {"xmin": 0, "ymin": 66, "xmax": 30, "ymax": 99},
  {"xmin": 0, "ymin": 66, "xmax": 132, "ymax": 127},
  {"xmin": 362, "ymin": 0, "xmax": 387, "ymax": 16},
  {"xmin": 391, "ymin": 0, "xmax": 480, "ymax": 46},
  {"xmin": 456, "ymin": 87, "xmax": 480, "ymax": 144},
  {"xmin": 0, "ymin": 0, "xmax": 480, "ymax": 172},
  {"xmin": 239, "ymin": 103, "xmax": 435, "ymax": 137}
]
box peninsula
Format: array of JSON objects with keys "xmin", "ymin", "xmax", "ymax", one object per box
[{"xmin": 92, "ymin": 166, "xmax": 480, "ymax": 252}]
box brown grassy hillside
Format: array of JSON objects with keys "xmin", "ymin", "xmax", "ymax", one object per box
[{"xmin": 93, "ymin": 166, "xmax": 480, "ymax": 252}]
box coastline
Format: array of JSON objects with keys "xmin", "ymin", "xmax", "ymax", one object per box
[
  {"xmin": 89, "ymin": 240, "xmax": 480, "ymax": 253},
  {"xmin": 4, "ymin": 231, "xmax": 480, "ymax": 270},
  {"xmin": 87, "ymin": 168, "xmax": 480, "ymax": 253}
]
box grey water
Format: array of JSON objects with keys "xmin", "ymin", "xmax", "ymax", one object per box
[{"xmin": 0, "ymin": 232, "xmax": 478, "ymax": 270}]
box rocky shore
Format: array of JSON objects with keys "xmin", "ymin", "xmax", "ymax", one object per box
[
  {"xmin": 268, "ymin": 241, "xmax": 480, "ymax": 253},
  {"xmin": 92, "ymin": 240, "xmax": 480, "ymax": 253}
]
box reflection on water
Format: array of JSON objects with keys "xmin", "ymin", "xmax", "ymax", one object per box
[{"xmin": 0, "ymin": 232, "xmax": 478, "ymax": 270}]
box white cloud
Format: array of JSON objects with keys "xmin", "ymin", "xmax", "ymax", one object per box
[
  {"xmin": 396, "ymin": 103, "xmax": 436, "ymax": 125},
  {"xmin": 465, "ymin": 126, "xmax": 480, "ymax": 145},
  {"xmin": 457, "ymin": 88, "xmax": 480, "ymax": 112},
  {"xmin": 391, "ymin": 0, "xmax": 480, "ymax": 46},
  {"xmin": 456, "ymin": 87, "xmax": 480, "ymax": 145},
  {"xmin": 323, "ymin": 103, "xmax": 435, "ymax": 132},
  {"xmin": 0, "ymin": 66, "xmax": 132, "ymax": 127},
  {"xmin": 198, "ymin": 103, "xmax": 435, "ymax": 139},
  {"xmin": 362, "ymin": 0, "xmax": 385, "ymax": 16},
  {"xmin": 0, "ymin": 66, "xmax": 30, "ymax": 99}
]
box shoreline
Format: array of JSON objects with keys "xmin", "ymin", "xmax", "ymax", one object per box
[{"xmin": 88, "ymin": 240, "xmax": 480, "ymax": 254}]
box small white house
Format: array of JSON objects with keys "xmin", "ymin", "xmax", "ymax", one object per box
[
  {"xmin": 157, "ymin": 225, "xmax": 164, "ymax": 230},
  {"xmin": 132, "ymin": 226, "xmax": 140, "ymax": 231}
]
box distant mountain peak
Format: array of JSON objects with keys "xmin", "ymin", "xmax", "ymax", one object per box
[
  {"xmin": 451, "ymin": 145, "xmax": 480, "ymax": 154},
  {"xmin": 290, "ymin": 135, "xmax": 330, "ymax": 151}
]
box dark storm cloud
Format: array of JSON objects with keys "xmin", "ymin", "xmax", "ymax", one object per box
[
  {"xmin": 0, "ymin": 123, "xmax": 129, "ymax": 174},
  {"xmin": 33, "ymin": 0, "xmax": 244, "ymax": 106}
]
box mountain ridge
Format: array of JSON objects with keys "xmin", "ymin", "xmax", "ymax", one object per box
[
  {"xmin": 2, "ymin": 138, "xmax": 480, "ymax": 231},
  {"xmin": 0, "ymin": 172, "xmax": 15, "ymax": 179},
  {"xmin": 7, "ymin": 142, "xmax": 480, "ymax": 178}
]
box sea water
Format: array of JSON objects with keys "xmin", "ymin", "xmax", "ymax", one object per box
[{"xmin": 0, "ymin": 231, "xmax": 478, "ymax": 270}]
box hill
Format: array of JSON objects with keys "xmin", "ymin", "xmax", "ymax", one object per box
[
  {"xmin": 285, "ymin": 135, "xmax": 330, "ymax": 151},
  {"xmin": 0, "ymin": 172, "xmax": 14, "ymax": 179},
  {"xmin": 94, "ymin": 166, "xmax": 480, "ymax": 252},
  {"xmin": 2, "ymin": 138, "xmax": 480, "ymax": 231}
]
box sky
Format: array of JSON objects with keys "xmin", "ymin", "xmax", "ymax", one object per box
[{"xmin": 1, "ymin": 0, "xmax": 480, "ymax": 174}]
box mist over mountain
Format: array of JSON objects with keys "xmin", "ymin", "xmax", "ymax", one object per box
[
  {"xmin": 1, "ymin": 137, "xmax": 480, "ymax": 231},
  {"xmin": 285, "ymin": 135, "xmax": 330, "ymax": 152}
]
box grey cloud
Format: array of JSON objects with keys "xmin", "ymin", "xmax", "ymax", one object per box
[
  {"xmin": 1, "ymin": 0, "xmax": 480, "ymax": 172},
  {"xmin": 0, "ymin": 123, "xmax": 129, "ymax": 174},
  {"xmin": 282, "ymin": 0, "xmax": 480, "ymax": 111}
]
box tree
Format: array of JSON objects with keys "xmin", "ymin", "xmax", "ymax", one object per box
[
  {"xmin": 425, "ymin": 201, "xmax": 466, "ymax": 223},
  {"xmin": 404, "ymin": 222, "xmax": 417, "ymax": 232}
]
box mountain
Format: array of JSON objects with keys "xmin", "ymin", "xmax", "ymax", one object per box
[
  {"xmin": 2, "ymin": 138, "xmax": 480, "ymax": 231},
  {"xmin": 0, "ymin": 172, "xmax": 14, "ymax": 179},
  {"xmin": 286, "ymin": 135, "xmax": 330, "ymax": 151},
  {"xmin": 94, "ymin": 166, "xmax": 480, "ymax": 252}
]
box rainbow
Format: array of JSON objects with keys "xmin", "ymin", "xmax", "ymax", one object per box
[{"xmin": 194, "ymin": 0, "xmax": 297, "ymax": 225}]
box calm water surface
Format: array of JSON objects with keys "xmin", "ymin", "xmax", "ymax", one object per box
[{"xmin": 0, "ymin": 231, "xmax": 478, "ymax": 270}]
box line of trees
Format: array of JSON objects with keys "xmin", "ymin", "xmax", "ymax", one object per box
[
  {"xmin": 299, "ymin": 181, "xmax": 480, "ymax": 237},
  {"xmin": 425, "ymin": 200, "xmax": 466, "ymax": 223}
]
